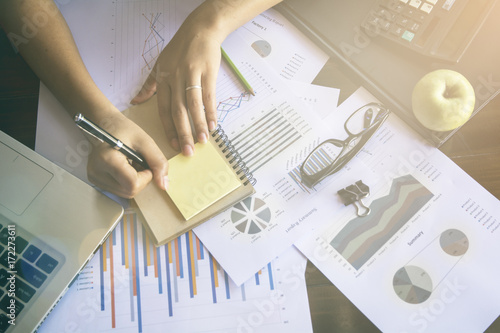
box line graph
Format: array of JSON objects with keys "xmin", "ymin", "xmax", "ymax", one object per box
[
  {"xmin": 215, "ymin": 60, "xmax": 275, "ymax": 125},
  {"xmin": 141, "ymin": 12, "xmax": 165, "ymax": 74},
  {"xmin": 217, "ymin": 92, "xmax": 252, "ymax": 123}
]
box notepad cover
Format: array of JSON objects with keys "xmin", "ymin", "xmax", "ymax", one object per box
[{"xmin": 167, "ymin": 142, "xmax": 241, "ymax": 220}]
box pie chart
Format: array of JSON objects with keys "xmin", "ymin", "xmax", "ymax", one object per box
[
  {"xmin": 393, "ymin": 265, "xmax": 433, "ymax": 304},
  {"xmin": 231, "ymin": 197, "xmax": 271, "ymax": 234},
  {"xmin": 251, "ymin": 40, "xmax": 272, "ymax": 57},
  {"xmin": 440, "ymin": 229, "xmax": 469, "ymax": 256}
]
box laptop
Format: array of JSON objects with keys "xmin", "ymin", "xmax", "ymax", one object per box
[{"xmin": 0, "ymin": 130, "xmax": 123, "ymax": 333}]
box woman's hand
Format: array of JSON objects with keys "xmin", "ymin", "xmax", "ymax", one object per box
[
  {"xmin": 131, "ymin": 15, "xmax": 221, "ymax": 156},
  {"xmin": 86, "ymin": 112, "xmax": 169, "ymax": 199},
  {"xmin": 131, "ymin": 0, "xmax": 282, "ymax": 156}
]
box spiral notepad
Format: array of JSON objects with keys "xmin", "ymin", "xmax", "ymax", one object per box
[
  {"xmin": 167, "ymin": 125, "xmax": 255, "ymax": 220},
  {"xmin": 124, "ymin": 97, "xmax": 255, "ymax": 246}
]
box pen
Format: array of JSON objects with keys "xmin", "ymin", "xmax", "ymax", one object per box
[
  {"xmin": 74, "ymin": 113, "xmax": 149, "ymax": 170},
  {"xmin": 221, "ymin": 47, "xmax": 255, "ymax": 96}
]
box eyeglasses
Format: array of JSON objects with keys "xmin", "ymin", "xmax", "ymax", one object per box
[{"xmin": 300, "ymin": 103, "xmax": 390, "ymax": 188}]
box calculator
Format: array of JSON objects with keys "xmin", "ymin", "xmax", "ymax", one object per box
[{"xmin": 361, "ymin": 0, "xmax": 497, "ymax": 62}]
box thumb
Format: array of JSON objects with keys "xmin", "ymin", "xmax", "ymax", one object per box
[
  {"xmin": 131, "ymin": 72, "xmax": 157, "ymax": 105},
  {"xmin": 139, "ymin": 142, "xmax": 169, "ymax": 191}
]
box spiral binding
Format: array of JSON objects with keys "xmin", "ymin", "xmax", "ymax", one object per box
[{"xmin": 211, "ymin": 124, "xmax": 256, "ymax": 186}]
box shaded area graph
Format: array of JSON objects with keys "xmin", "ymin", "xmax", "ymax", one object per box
[
  {"xmin": 217, "ymin": 92, "xmax": 252, "ymax": 123},
  {"xmin": 330, "ymin": 175, "xmax": 434, "ymax": 270},
  {"xmin": 231, "ymin": 197, "xmax": 272, "ymax": 234},
  {"xmin": 142, "ymin": 13, "xmax": 165, "ymax": 73}
]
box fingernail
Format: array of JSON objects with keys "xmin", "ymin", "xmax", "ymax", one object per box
[
  {"xmin": 170, "ymin": 138, "xmax": 180, "ymax": 151},
  {"xmin": 208, "ymin": 121, "xmax": 216, "ymax": 131},
  {"xmin": 183, "ymin": 145, "xmax": 194, "ymax": 156},
  {"xmin": 163, "ymin": 175, "xmax": 169, "ymax": 191},
  {"xmin": 199, "ymin": 132, "xmax": 208, "ymax": 144}
]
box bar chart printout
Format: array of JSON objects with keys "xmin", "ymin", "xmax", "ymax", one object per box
[{"xmin": 38, "ymin": 209, "xmax": 312, "ymax": 332}]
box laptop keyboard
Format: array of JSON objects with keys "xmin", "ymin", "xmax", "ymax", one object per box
[{"xmin": 0, "ymin": 216, "xmax": 64, "ymax": 333}]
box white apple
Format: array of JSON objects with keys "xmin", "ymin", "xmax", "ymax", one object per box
[{"xmin": 412, "ymin": 69, "xmax": 475, "ymax": 132}]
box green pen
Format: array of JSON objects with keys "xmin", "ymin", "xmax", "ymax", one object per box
[{"xmin": 221, "ymin": 47, "xmax": 255, "ymax": 96}]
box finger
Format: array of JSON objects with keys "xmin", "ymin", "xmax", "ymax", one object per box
[
  {"xmin": 171, "ymin": 81, "xmax": 195, "ymax": 156},
  {"xmin": 201, "ymin": 67, "xmax": 218, "ymax": 132},
  {"xmin": 98, "ymin": 169, "xmax": 153, "ymax": 199},
  {"xmin": 186, "ymin": 82, "xmax": 208, "ymax": 144},
  {"xmin": 132, "ymin": 135, "xmax": 169, "ymax": 191},
  {"xmin": 88, "ymin": 148, "xmax": 153, "ymax": 198},
  {"xmin": 157, "ymin": 83, "xmax": 180, "ymax": 151},
  {"xmin": 131, "ymin": 71, "xmax": 157, "ymax": 105}
]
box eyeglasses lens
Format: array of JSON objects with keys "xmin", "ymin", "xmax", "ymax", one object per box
[
  {"xmin": 301, "ymin": 141, "xmax": 343, "ymax": 176},
  {"xmin": 345, "ymin": 105, "xmax": 380, "ymax": 135}
]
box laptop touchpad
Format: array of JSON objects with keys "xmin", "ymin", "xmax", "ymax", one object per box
[{"xmin": 0, "ymin": 142, "xmax": 53, "ymax": 215}]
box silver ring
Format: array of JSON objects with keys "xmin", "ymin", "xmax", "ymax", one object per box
[{"xmin": 185, "ymin": 85, "xmax": 202, "ymax": 91}]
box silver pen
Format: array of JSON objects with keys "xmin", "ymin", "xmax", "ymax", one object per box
[{"xmin": 74, "ymin": 113, "xmax": 149, "ymax": 169}]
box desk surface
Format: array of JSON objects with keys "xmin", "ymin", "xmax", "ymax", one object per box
[{"xmin": 1, "ymin": 28, "xmax": 500, "ymax": 332}]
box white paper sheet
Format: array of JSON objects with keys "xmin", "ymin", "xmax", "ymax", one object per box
[
  {"xmin": 38, "ymin": 209, "xmax": 313, "ymax": 332},
  {"xmin": 294, "ymin": 88, "xmax": 500, "ymax": 333},
  {"xmin": 285, "ymin": 80, "xmax": 340, "ymax": 119}
]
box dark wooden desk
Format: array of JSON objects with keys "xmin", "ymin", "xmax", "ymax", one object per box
[{"xmin": 1, "ymin": 28, "xmax": 499, "ymax": 332}]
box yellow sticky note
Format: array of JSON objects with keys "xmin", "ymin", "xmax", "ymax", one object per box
[{"xmin": 166, "ymin": 142, "xmax": 241, "ymax": 220}]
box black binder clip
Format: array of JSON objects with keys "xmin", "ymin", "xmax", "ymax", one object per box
[{"xmin": 337, "ymin": 180, "xmax": 371, "ymax": 217}]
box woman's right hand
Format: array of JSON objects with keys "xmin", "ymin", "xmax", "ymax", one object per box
[{"xmin": 85, "ymin": 111, "xmax": 169, "ymax": 199}]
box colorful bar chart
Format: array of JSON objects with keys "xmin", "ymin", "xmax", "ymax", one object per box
[{"xmin": 38, "ymin": 209, "xmax": 312, "ymax": 332}]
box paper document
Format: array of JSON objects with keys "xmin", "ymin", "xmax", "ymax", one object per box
[
  {"xmin": 38, "ymin": 209, "xmax": 313, "ymax": 333},
  {"xmin": 285, "ymin": 80, "xmax": 341, "ymax": 119},
  {"xmin": 294, "ymin": 88, "xmax": 500, "ymax": 332}
]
